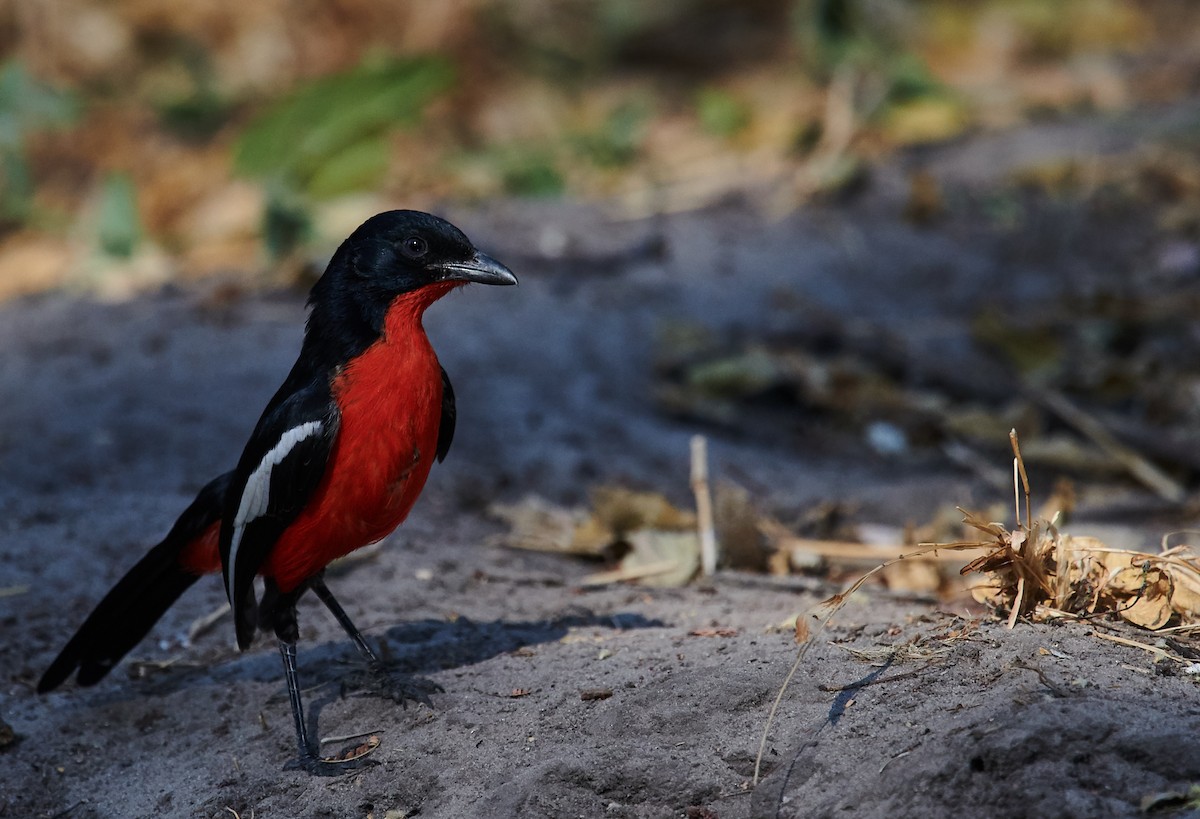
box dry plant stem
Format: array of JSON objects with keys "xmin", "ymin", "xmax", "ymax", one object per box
[
  {"xmin": 187, "ymin": 602, "xmax": 231, "ymax": 643},
  {"xmin": 1010, "ymin": 429, "xmax": 1031, "ymax": 532},
  {"xmin": 775, "ymin": 537, "xmax": 988, "ymax": 563},
  {"xmin": 753, "ymin": 557, "xmax": 902, "ymax": 782},
  {"xmin": 1091, "ymin": 631, "xmax": 1188, "ymax": 663},
  {"xmin": 319, "ymin": 729, "xmax": 382, "ymax": 747},
  {"xmin": 1012, "ymin": 457, "xmax": 1021, "ymax": 533},
  {"xmin": 754, "ymin": 547, "xmax": 970, "ymax": 783},
  {"xmin": 1032, "ymin": 388, "xmax": 1186, "ymax": 502},
  {"xmin": 1001, "ymin": 431, "xmax": 1035, "ymax": 627},
  {"xmin": 580, "ymin": 559, "xmax": 680, "ymax": 587},
  {"xmin": 690, "ymin": 435, "xmax": 718, "ymax": 576},
  {"xmin": 1006, "ymin": 577, "xmax": 1025, "ymax": 630}
]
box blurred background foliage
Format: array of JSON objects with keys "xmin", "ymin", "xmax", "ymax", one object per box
[{"xmin": 0, "ymin": 0, "xmax": 1198, "ymax": 297}]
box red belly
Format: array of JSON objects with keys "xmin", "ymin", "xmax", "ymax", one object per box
[
  {"xmin": 177, "ymin": 286, "xmax": 453, "ymax": 591},
  {"xmin": 265, "ymin": 333, "xmax": 443, "ymax": 591}
]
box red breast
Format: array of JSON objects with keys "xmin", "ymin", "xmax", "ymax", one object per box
[{"xmin": 178, "ymin": 283, "xmax": 456, "ymax": 590}]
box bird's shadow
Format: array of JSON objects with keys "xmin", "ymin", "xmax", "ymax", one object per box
[
  {"xmin": 67, "ymin": 608, "xmax": 665, "ymax": 708},
  {"xmin": 751, "ymin": 657, "xmax": 897, "ymax": 816},
  {"xmin": 300, "ymin": 609, "xmax": 666, "ymax": 759}
]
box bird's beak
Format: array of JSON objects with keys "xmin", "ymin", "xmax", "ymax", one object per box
[{"xmin": 436, "ymin": 252, "xmax": 518, "ymax": 286}]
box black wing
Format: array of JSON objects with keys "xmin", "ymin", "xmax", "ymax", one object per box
[
  {"xmin": 219, "ymin": 384, "xmax": 339, "ymax": 649},
  {"xmin": 436, "ymin": 365, "xmax": 456, "ymax": 463}
]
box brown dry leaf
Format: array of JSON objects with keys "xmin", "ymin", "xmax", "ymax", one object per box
[
  {"xmin": 0, "ymin": 235, "xmax": 72, "ymax": 300},
  {"xmin": 1078, "ymin": 547, "xmax": 1176, "ymax": 629},
  {"xmin": 689, "ymin": 627, "xmax": 738, "ymax": 638},
  {"xmin": 499, "ymin": 487, "xmax": 702, "ymax": 587},
  {"xmin": 616, "ymin": 529, "xmax": 700, "ymax": 588},
  {"xmin": 881, "ymin": 559, "xmax": 944, "ymax": 595},
  {"xmin": 591, "ymin": 486, "xmax": 695, "ymax": 535},
  {"xmin": 1170, "ymin": 567, "xmax": 1200, "ymax": 621},
  {"xmin": 947, "ymin": 434, "xmax": 1200, "ymax": 631},
  {"xmin": 328, "ymin": 735, "xmax": 380, "ymax": 763},
  {"xmin": 489, "ymin": 496, "xmax": 605, "ymax": 557},
  {"xmin": 1117, "ymin": 571, "xmax": 1173, "ymax": 629},
  {"xmin": 714, "ymin": 482, "xmax": 768, "ymax": 571}
]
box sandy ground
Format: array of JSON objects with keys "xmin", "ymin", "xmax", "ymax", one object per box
[{"xmin": 4, "ymin": 107, "xmax": 1200, "ymax": 818}]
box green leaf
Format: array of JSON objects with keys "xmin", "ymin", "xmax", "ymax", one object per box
[
  {"xmin": 97, "ymin": 173, "xmax": 141, "ymax": 259},
  {"xmin": 305, "ymin": 135, "xmax": 390, "ymax": 199},
  {"xmin": 0, "ymin": 61, "xmax": 78, "ymax": 149},
  {"xmin": 500, "ymin": 152, "xmax": 564, "ymax": 197},
  {"xmin": 233, "ymin": 57, "xmax": 453, "ymax": 197},
  {"xmin": 575, "ymin": 102, "xmax": 646, "ymax": 168},
  {"xmin": 0, "ymin": 61, "xmax": 78, "ymax": 223},
  {"xmin": 0, "ymin": 151, "xmax": 32, "ymax": 221},
  {"xmin": 696, "ymin": 88, "xmax": 750, "ymax": 138}
]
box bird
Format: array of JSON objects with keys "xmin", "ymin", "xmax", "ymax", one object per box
[{"xmin": 37, "ymin": 210, "xmax": 517, "ymax": 774}]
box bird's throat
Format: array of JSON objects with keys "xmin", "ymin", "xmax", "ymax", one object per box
[{"xmin": 382, "ymin": 281, "xmax": 459, "ymax": 342}]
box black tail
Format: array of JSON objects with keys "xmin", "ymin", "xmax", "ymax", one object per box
[{"xmin": 38, "ymin": 472, "xmax": 233, "ymax": 693}]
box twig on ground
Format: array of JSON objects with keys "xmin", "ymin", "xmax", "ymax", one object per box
[
  {"xmin": 580, "ymin": 559, "xmax": 680, "ymax": 586},
  {"xmin": 319, "ymin": 729, "xmax": 383, "ymax": 746},
  {"xmin": 1090, "ymin": 631, "xmax": 1188, "ymax": 663},
  {"xmin": 691, "ymin": 435, "xmax": 718, "ymax": 576},
  {"xmin": 1032, "ymin": 388, "xmax": 1186, "ymax": 502},
  {"xmin": 187, "ymin": 603, "xmax": 230, "ymax": 643}
]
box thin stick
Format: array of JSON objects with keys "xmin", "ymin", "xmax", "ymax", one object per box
[
  {"xmin": 754, "ymin": 563, "xmax": 888, "ymax": 785},
  {"xmin": 1009, "ymin": 429, "xmax": 1031, "ymax": 532},
  {"xmin": 580, "ymin": 559, "xmax": 681, "ymax": 587},
  {"xmin": 1006, "ymin": 577, "xmax": 1025, "ymax": 630},
  {"xmin": 319, "ymin": 729, "xmax": 383, "ymax": 747},
  {"xmin": 1033, "ymin": 389, "xmax": 1185, "ymax": 502},
  {"xmin": 774, "ymin": 536, "xmax": 989, "ymax": 562},
  {"xmin": 187, "ymin": 603, "xmax": 231, "ymax": 644},
  {"xmin": 752, "ymin": 539, "xmax": 997, "ymax": 785},
  {"xmin": 691, "ymin": 435, "xmax": 718, "ymax": 576},
  {"xmin": 1012, "ymin": 456, "xmax": 1021, "ymax": 534},
  {"xmin": 753, "ymin": 625, "xmax": 817, "ymax": 786},
  {"xmin": 1091, "ymin": 631, "xmax": 1187, "ymax": 663}
]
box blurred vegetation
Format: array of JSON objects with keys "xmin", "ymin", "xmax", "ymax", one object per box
[
  {"xmin": 0, "ymin": 0, "xmax": 1198, "ymax": 295},
  {"xmin": 0, "ymin": 61, "xmax": 77, "ymax": 227}
]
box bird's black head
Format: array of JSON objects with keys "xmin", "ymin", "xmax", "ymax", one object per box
[
  {"xmin": 305, "ymin": 210, "xmax": 516, "ymax": 364},
  {"xmin": 341, "ymin": 210, "xmax": 517, "ymax": 295}
]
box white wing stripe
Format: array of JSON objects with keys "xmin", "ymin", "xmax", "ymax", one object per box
[{"xmin": 226, "ymin": 420, "xmax": 324, "ymax": 603}]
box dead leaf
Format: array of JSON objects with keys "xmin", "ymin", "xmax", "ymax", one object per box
[
  {"xmin": 328, "ymin": 735, "xmax": 380, "ymax": 763},
  {"xmin": 689, "ymin": 627, "xmax": 738, "ymax": 638}
]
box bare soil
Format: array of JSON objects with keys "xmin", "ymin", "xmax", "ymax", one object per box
[{"xmin": 4, "ymin": 106, "xmax": 1200, "ymax": 818}]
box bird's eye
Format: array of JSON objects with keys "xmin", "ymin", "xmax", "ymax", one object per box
[{"xmin": 401, "ymin": 236, "xmax": 429, "ymax": 259}]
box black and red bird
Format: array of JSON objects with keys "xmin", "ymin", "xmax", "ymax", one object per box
[{"xmin": 38, "ymin": 210, "xmax": 517, "ymax": 773}]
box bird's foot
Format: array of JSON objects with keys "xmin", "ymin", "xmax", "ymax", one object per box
[{"xmin": 345, "ymin": 660, "xmax": 443, "ymax": 707}]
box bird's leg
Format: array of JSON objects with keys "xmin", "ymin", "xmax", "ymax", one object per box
[
  {"xmin": 276, "ymin": 635, "xmax": 317, "ymax": 767},
  {"xmin": 265, "ymin": 582, "xmax": 370, "ymax": 776},
  {"xmin": 308, "ymin": 574, "xmax": 381, "ymax": 664},
  {"xmin": 308, "ymin": 573, "xmax": 441, "ymax": 706}
]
